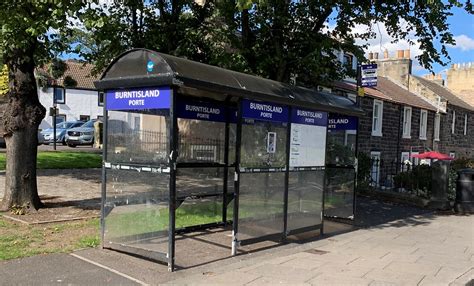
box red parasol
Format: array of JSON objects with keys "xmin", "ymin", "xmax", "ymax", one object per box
[{"xmin": 410, "ymin": 151, "xmax": 454, "ymax": 160}]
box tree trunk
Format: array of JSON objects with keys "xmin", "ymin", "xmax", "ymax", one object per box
[{"xmin": 0, "ymin": 47, "xmax": 46, "ymax": 211}]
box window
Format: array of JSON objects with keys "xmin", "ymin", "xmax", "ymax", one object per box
[
  {"xmin": 80, "ymin": 115, "xmax": 90, "ymax": 122},
  {"xmin": 401, "ymin": 152, "xmax": 410, "ymax": 172},
  {"xmin": 53, "ymin": 87, "xmax": 65, "ymax": 104},
  {"xmin": 434, "ymin": 113, "xmax": 440, "ymax": 141},
  {"xmin": 98, "ymin": 92, "xmax": 104, "ymax": 106},
  {"xmin": 402, "ymin": 106, "xmax": 412, "ymax": 139},
  {"xmin": 464, "ymin": 114, "xmax": 468, "ymax": 136},
  {"xmin": 452, "ymin": 110, "xmax": 456, "ymax": 134},
  {"xmin": 133, "ymin": 116, "xmax": 141, "ymax": 130},
  {"xmin": 372, "ymin": 100, "xmax": 383, "ymax": 136},
  {"xmin": 343, "ymin": 53, "xmax": 354, "ymax": 69},
  {"xmin": 419, "ymin": 110, "xmax": 428, "ymax": 140}
]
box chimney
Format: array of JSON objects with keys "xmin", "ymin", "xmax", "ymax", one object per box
[
  {"xmin": 397, "ymin": 50, "xmax": 404, "ymax": 59},
  {"xmin": 404, "ymin": 49, "xmax": 410, "ymax": 59},
  {"xmin": 374, "ymin": 52, "xmax": 379, "ymax": 59},
  {"xmin": 384, "ymin": 49, "xmax": 389, "ymax": 59},
  {"xmin": 368, "ymin": 52, "xmax": 373, "ymax": 60}
]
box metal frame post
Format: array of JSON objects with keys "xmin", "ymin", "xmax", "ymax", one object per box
[
  {"xmin": 53, "ymin": 104, "xmax": 57, "ymax": 150},
  {"xmin": 352, "ymin": 117, "xmax": 360, "ymax": 219},
  {"xmin": 321, "ymin": 113, "xmax": 330, "ymax": 235},
  {"xmin": 222, "ymin": 98, "xmax": 230, "ymax": 224},
  {"xmin": 168, "ymin": 88, "xmax": 178, "ymax": 272},
  {"xmin": 100, "ymin": 92, "xmax": 108, "ymax": 249},
  {"xmin": 231, "ymin": 99, "xmax": 242, "ymax": 256},
  {"xmin": 283, "ymin": 107, "xmax": 291, "ymax": 239}
]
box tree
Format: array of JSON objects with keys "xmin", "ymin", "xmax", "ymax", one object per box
[
  {"xmin": 0, "ymin": 1, "xmax": 84, "ymax": 211},
  {"xmin": 71, "ymin": 0, "xmax": 473, "ymax": 87}
]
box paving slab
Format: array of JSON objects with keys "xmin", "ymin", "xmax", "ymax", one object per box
[{"xmin": 0, "ymin": 253, "xmax": 138, "ymax": 286}]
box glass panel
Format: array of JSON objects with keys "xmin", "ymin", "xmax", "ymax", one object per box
[
  {"xmin": 177, "ymin": 167, "xmax": 224, "ymax": 198},
  {"xmin": 324, "ymin": 168, "xmax": 355, "ymax": 219},
  {"xmin": 326, "ymin": 130, "xmax": 356, "ymax": 165},
  {"xmin": 175, "ymin": 167, "xmax": 225, "ymax": 228},
  {"xmin": 107, "ymin": 111, "xmax": 169, "ymax": 165},
  {"xmin": 178, "ymin": 119, "xmax": 225, "ymax": 164},
  {"xmin": 240, "ymin": 121, "xmax": 287, "ymax": 168},
  {"xmin": 239, "ymin": 172, "xmax": 285, "ymax": 239},
  {"xmin": 104, "ymin": 169, "xmax": 169, "ymax": 254},
  {"xmin": 287, "ymin": 170, "xmax": 324, "ymax": 231},
  {"xmin": 176, "ymin": 196, "xmax": 224, "ymax": 229}
]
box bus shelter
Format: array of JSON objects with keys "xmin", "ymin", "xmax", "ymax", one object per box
[
  {"xmin": 94, "ymin": 49, "xmax": 364, "ymax": 271},
  {"xmin": 325, "ymin": 114, "xmax": 359, "ymax": 220}
]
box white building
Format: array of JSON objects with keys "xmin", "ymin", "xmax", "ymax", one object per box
[{"xmin": 38, "ymin": 60, "xmax": 103, "ymax": 130}]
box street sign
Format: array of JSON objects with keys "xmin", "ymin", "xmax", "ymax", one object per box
[{"xmin": 361, "ymin": 64, "xmax": 377, "ymax": 87}]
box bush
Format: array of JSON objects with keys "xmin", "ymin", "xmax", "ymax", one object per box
[
  {"xmin": 356, "ymin": 152, "xmax": 372, "ymax": 191},
  {"xmin": 63, "ymin": 75, "xmax": 77, "ymax": 88},
  {"xmin": 448, "ymin": 158, "xmax": 474, "ymax": 201},
  {"xmin": 393, "ymin": 164, "xmax": 432, "ymax": 198}
]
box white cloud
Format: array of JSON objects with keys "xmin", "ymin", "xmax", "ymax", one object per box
[
  {"xmin": 450, "ymin": 34, "xmax": 474, "ymax": 51},
  {"xmin": 351, "ymin": 21, "xmax": 423, "ymax": 60}
]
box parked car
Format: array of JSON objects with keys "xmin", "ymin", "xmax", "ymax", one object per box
[
  {"xmin": 65, "ymin": 119, "xmax": 97, "ymax": 147},
  {"xmin": 41, "ymin": 121, "xmax": 84, "ymax": 145}
]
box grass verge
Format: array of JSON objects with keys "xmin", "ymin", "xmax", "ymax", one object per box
[
  {"xmin": 0, "ymin": 151, "xmax": 102, "ymax": 170},
  {"xmin": 0, "ymin": 214, "xmax": 100, "ymax": 260}
]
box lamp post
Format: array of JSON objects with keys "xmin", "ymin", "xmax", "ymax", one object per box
[{"xmin": 53, "ymin": 103, "xmax": 57, "ymax": 151}]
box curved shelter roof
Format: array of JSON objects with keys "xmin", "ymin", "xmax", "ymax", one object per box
[{"xmin": 95, "ymin": 49, "xmax": 364, "ymax": 116}]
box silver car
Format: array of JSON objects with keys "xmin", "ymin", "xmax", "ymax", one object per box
[
  {"xmin": 41, "ymin": 121, "xmax": 84, "ymax": 145},
  {"xmin": 65, "ymin": 120, "xmax": 97, "ymax": 147}
]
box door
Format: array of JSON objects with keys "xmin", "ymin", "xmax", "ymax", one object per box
[{"xmin": 370, "ymin": 151, "xmax": 381, "ymax": 187}]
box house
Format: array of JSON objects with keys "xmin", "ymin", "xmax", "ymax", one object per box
[
  {"xmin": 446, "ymin": 63, "xmax": 474, "ymax": 107},
  {"xmin": 333, "ymin": 76, "xmax": 439, "ymax": 187},
  {"xmin": 37, "ymin": 60, "xmax": 103, "ymax": 129},
  {"xmin": 410, "ymin": 75, "xmax": 474, "ymax": 159},
  {"xmin": 369, "ymin": 49, "xmax": 474, "ymax": 159}
]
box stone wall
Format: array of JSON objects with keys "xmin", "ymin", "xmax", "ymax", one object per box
[
  {"xmin": 357, "ymin": 96, "xmax": 436, "ymax": 187},
  {"xmin": 438, "ymin": 104, "xmax": 474, "ymax": 159},
  {"xmin": 446, "ymin": 63, "xmax": 474, "ymax": 107}
]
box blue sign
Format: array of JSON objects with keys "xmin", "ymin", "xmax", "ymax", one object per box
[
  {"xmin": 106, "ymin": 87, "xmax": 171, "ymax": 111},
  {"xmin": 328, "ymin": 114, "xmax": 358, "ymax": 130},
  {"xmin": 361, "ymin": 63, "xmax": 377, "ymax": 87},
  {"xmin": 291, "ymin": 108, "xmax": 327, "ymax": 126},
  {"xmin": 242, "ymin": 99, "xmax": 288, "ymax": 123},
  {"xmin": 177, "ymin": 99, "xmax": 226, "ymax": 122},
  {"xmin": 146, "ymin": 61, "xmax": 154, "ymax": 72}
]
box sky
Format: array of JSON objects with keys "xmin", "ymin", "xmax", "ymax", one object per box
[{"xmin": 359, "ymin": 6, "xmax": 474, "ymax": 77}]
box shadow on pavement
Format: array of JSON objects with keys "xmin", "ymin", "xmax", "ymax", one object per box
[{"xmin": 354, "ymin": 195, "xmax": 435, "ymax": 229}]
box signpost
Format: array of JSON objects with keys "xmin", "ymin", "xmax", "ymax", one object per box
[
  {"xmin": 360, "ymin": 64, "xmax": 378, "ymax": 87},
  {"xmin": 106, "ymin": 86, "xmax": 171, "ymax": 111}
]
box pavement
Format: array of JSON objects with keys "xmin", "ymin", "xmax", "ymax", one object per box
[{"xmin": 0, "ymin": 196, "xmax": 472, "ymax": 285}]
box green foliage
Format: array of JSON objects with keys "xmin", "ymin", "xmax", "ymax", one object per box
[
  {"xmin": 63, "ymin": 75, "xmax": 77, "ymax": 88},
  {"xmin": 448, "ymin": 158, "xmax": 474, "ymax": 200},
  {"xmin": 76, "ymin": 236, "xmax": 100, "ymax": 248},
  {"xmin": 48, "ymin": 58, "xmax": 67, "ymax": 79},
  {"xmin": 0, "ymin": 1, "xmax": 85, "ymax": 65},
  {"xmin": 34, "ymin": 69, "xmax": 50, "ymax": 90},
  {"xmin": 0, "ymin": 152, "xmax": 101, "ymax": 170},
  {"xmin": 0, "ymin": 65, "xmax": 8, "ymax": 96},
  {"xmin": 68, "ymin": 1, "xmax": 473, "ymax": 85},
  {"xmin": 393, "ymin": 165, "xmax": 432, "ymax": 198},
  {"xmin": 0, "ymin": 217, "xmax": 99, "ymax": 260},
  {"xmin": 356, "ymin": 152, "xmax": 372, "ymax": 189}
]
